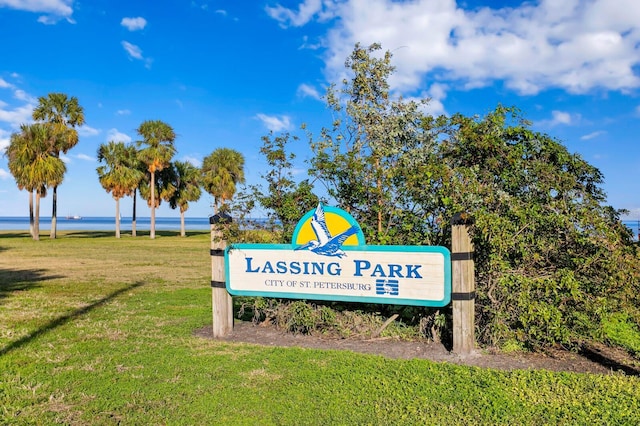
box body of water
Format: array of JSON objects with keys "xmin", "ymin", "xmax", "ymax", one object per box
[
  {"xmin": 2, "ymin": 216, "xmax": 639, "ymax": 239},
  {"xmin": 0, "ymin": 216, "xmax": 213, "ymax": 232}
]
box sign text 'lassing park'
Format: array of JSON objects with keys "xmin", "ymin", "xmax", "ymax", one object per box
[{"xmin": 225, "ymin": 204, "xmax": 451, "ymax": 307}]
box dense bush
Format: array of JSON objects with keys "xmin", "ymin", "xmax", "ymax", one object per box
[{"xmin": 237, "ymin": 43, "xmax": 640, "ymax": 352}]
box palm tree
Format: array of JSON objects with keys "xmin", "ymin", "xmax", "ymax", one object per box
[
  {"xmin": 32, "ymin": 92, "xmax": 85, "ymax": 239},
  {"xmin": 136, "ymin": 120, "xmax": 176, "ymax": 239},
  {"xmin": 169, "ymin": 161, "xmax": 202, "ymax": 237},
  {"xmin": 5, "ymin": 130, "xmax": 35, "ymax": 237},
  {"xmin": 123, "ymin": 146, "xmax": 146, "ymax": 237},
  {"xmin": 97, "ymin": 141, "xmax": 144, "ymax": 238},
  {"xmin": 138, "ymin": 163, "xmax": 177, "ymax": 233},
  {"xmin": 6, "ymin": 124, "xmax": 65, "ymax": 240},
  {"xmin": 201, "ymin": 148, "xmax": 245, "ymax": 214}
]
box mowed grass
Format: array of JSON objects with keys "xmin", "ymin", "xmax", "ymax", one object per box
[{"xmin": 1, "ymin": 231, "xmax": 639, "ymax": 425}]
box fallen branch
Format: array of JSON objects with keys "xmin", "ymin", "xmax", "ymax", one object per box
[{"xmin": 372, "ymin": 314, "xmax": 399, "ymax": 338}]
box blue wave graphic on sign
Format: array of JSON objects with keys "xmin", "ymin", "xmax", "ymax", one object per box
[{"xmin": 376, "ymin": 279, "xmax": 399, "ymax": 296}]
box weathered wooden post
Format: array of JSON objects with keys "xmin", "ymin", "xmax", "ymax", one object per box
[
  {"xmin": 451, "ymin": 212, "xmax": 475, "ymax": 355},
  {"xmin": 210, "ymin": 213, "xmax": 233, "ymax": 337}
]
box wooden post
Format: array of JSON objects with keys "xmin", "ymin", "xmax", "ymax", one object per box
[
  {"xmin": 210, "ymin": 213, "xmax": 233, "ymax": 337},
  {"xmin": 451, "ymin": 213, "xmax": 475, "ymax": 355}
]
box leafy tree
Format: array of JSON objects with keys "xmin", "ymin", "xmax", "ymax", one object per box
[
  {"xmin": 428, "ymin": 107, "xmax": 640, "ymax": 348},
  {"xmin": 310, "ymin": 43, "xmax": 436, "ymax": 245},
  {"xmin": 307, "ymin": 42, "xmax": 640, "ymax": 350},
  {"xmin": 96, "ymin": 141, "xmax": 144, "ymax": 238},
  {"xmin": 136, "ymin": 120, "xmax": 176, "ymax": 239},
  {"xmin": 201, "ymin": 148, "xmax": 245, "ymax": 214},
  {"xmin": 169, "ymin": 161, "xmax": 202, "ymax": 237},
  {"xmin": 32, "ymin": 92, "xmax": 84, "ymax": 239},
  {"xmin": 6, "ymin": 124, "xmax": 65, "ymax": 240},
  {"xmin": 255, "ymin": 132, "xmax": 318, "ymax": 242}
]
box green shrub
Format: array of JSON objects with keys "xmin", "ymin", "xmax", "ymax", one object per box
[{"xmin": 601, "ymin": 313, "xmax": 640, "ymax": 356}]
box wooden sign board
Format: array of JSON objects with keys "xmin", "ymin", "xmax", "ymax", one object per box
[{"xmin": 224, "ymin": 204, "xmax": 451, "ymax": 307}]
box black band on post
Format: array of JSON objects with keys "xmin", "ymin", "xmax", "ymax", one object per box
[
  {"xmin": 451, "ymin": 212, "xmax": 474, "ymax": 226},
  {"xmin": 452, "ymin": 291, "xmax": 476, "ymax": 301},
  {"xmin": 211, "ymin": 280, "xmax": 226, "ymax": 289},
  {"xmin": 210, "ymin": 249, "xmax": 224, "ymax": 256},
  {"xmin": 451, "ymin": 252, "xmax": 474, "ymax": 261}
]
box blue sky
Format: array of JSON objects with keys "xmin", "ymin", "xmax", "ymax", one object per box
[{"xmin": 1, "ymin": 0, "xmax": 640, "ymax": 221}]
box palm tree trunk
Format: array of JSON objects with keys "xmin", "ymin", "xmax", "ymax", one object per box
[
  {"xmin": 115, "ymin": 197, "xmax": 121, "ymax": 238},
  {"xmin": 150, "ymin": 171, "xmax": 156, "ymax": 239},
  {"xmin": 34, "ymin": 191, "xmax": 41, "ymax": 241},
  {"xmin": 180, "ymin": 209, "xmax": 186, "ymax": 237},
  {"xmin": 132, "ymin": 189, "xmax": 137, "ymax": 237},
  {"xmin": 29, "ymin": 191, "xmax": 34, "ymax": 238},
  {"xmin": 51, "ymin": 185, "xmax": 57, "ymax": 239}
]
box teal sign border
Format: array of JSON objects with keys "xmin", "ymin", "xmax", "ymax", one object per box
[{"xmin": 225, "ymin": 243, "xmax": 452, "ymax": 307}]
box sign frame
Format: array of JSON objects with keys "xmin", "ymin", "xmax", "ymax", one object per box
[{"xmin": 225, "ymin": 245, "xmax": 451, "ymax": 308}]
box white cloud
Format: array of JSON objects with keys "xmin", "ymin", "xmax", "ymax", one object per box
[
  {"xmin": 122, "ymin": 41, "xmax": 152, "ymax": 68},
  {"xmin": 0, "ymin": 0, "xmax": 73, "ymax": 15},
  {"xmin": 581, "ymin": 130, "xmax": 606, "ymax": 140},
  {"xmin": 300, "ymin": 35, "xmax": 324, "ymax": 50},
  {"xmin": 551, "ymin": 110, "xmax": 572, "ymax": 125},
  {"xmin": 255, "ymin": 113, "xmax": 293, "ymax": 132},
  {"xmin": 122, "ymin": 41, "xmax": 144, "ymax": 60},
  {"xmin": 266, "ymin": 0, "xmax": 334, "ymax": 27},
  {"xmin": 75, "ymin": 153, "xmax": 94, "ymax": 162},
  {"xmin": 269, "ymin": 0, "xmax": 640, "ymax": 99},
  {"xmin": 0, "ymin": 129, "xmax": 10, "ymax": 151},
  {"xmin": 60, "ymin": 153, "xmax": 71, "ymax": 164},
  {"xmin": 420, "ymin": 83, "xmax": 448, "ymax": 116},
  {"xmin": 106, "ymin": 128, "xmax": 132, "ymax": 143},
  {"xmin": 297, "ymin": 83, "xmax": 322, "ymax": 100},
  {"xmin": 0, "ymin": 103, "xmax": 34, "ymax": 128},
  {"xmin": 0, "ymin": 78, "xmax": 13, "ymax": 89},
  {"xmin": 78, "ymin": 125, "xmax": 99, "ymax": 137},
  {"xmin": 13, "ymin": 89, "xmax": 36, "ymax": 103},
  {"xmin": 0, "ymin": 0, "xmax": 75, "ymax": 23},
  {"xmin": 0, "ymin": 83, "xmax": 36, "ymax": 151},
  {"xmin": 121, "ymin": 17, "xmax": 147, "ymax": 31},
  {"xmin": 182, "ymin": 155, "xmax": 202, "ymax": 167},
  {"xmin": 0, "ymin": 168, "xmax": 10, "ymax": 179},
  {"xmin": 619, "ymin": 207, "xmax": 640, "ymax": 220},
  {"xmin": 116, "ymin": 109, "xmax": 131, "ymax": 115},
  {"xmin": 191, "ymin": 1, "xmax": 209, "ymax": 11}
]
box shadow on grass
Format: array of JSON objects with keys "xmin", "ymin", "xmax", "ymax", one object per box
[
  {"xmin": 61, "ymin": 231, "xmax": 117, "ymax": 238},
  {"xmin": 0, "ymin": 232, "xmax": 33, "ymax": 239},
  {"xmin": 124, "ymin": 230, "xmax": 210, "ymax": 238},
  {"xmin": 0, "ymin": 268, "xmax": 65, "ymax": 305},
  {"xmin": 0, "ymin": 280, "xmax": 145, "ymax": 357}
]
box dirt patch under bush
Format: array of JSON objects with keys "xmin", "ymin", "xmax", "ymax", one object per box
[{"xmin": 195, "ymin": 321, "xmax": 639, "ymax": 376}]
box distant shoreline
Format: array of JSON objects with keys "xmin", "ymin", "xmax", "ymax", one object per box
[
  {"xmin": 0, "ymin": 216, "xmax": 212, "ymax": 232},
  {"xmin": 0, "ymin": 216, "xmax": 273, "ymax": 232}
]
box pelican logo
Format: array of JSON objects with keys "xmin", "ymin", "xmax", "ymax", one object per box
[{"xmin": 294, "ymin": 204, "xmax": 360, "ymax": 258}]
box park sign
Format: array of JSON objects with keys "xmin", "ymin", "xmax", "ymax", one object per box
[{"xmin": 225, "ymin": 204, "xmax": 451, "ymax": 307}]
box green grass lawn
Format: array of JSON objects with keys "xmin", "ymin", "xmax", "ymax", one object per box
[{"xmin": 1, "ymin": 231, "xmax": 639, "ymax": 425}]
